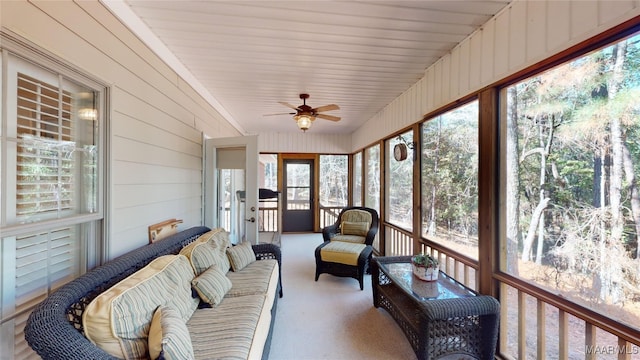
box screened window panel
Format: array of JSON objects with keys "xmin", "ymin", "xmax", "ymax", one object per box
[
  {"xmin": 352, "ymin": 152, "xmax": 362, "ymax": 206},
  {"xmin": 364, "ymin": 145, "xmax": 381, "ymax": 252},
  {"xmin": 421, "ymin": 101, "xmax": 479, "ymax": 260},
  {"xmin": 286, "ymin": 163, "xmax": 310, "ymax": 186},
  {"xmin": 501, "ymin": 32, "xmax": 640, "ymax": 333},
  {"xmin": 387, "ymin": 131, "xmax": 413, "ymax": 231},
  {"xmin": 365, "ymin": 145, "xmax": 380, "ymax": 215},
  {"xmin": 286, "ymin": 188, "xmax": 310, "ymax": 210},
  {"xmin": 319, "ymin": 154, "xmax": 348, "ymax": 208}
]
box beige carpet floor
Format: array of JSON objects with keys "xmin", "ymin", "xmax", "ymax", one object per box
[{"xmin": 268, "ymin": 233, "xmax": 417, "ymax": 360}]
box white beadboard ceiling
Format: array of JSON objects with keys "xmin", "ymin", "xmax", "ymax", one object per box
[{"xmin": 106, "ymin": 0, "xmax": 512, "ymax": 135}]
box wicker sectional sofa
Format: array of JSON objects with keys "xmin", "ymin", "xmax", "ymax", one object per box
[{"xmin": 25, "ymin": 226, "xmax": 283, "ymax": 360}]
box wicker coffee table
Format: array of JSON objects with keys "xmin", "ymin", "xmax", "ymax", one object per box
[{"xmin": 372, "ymin": 256, "xmax": 500, "ymax": 360}]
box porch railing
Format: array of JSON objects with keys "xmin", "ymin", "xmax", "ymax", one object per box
[
  {"xmin": 383, "ymin": 225, "xmax": 640, "ymax": 359},
  {"xmin": 319, "ymin": 205, "xmax": 342, "ymax": 230},
  {"xmin": 258, "ymin": 207, "xmax": 278, "ymax": 232},
  {"xmin": 221, "ymin": 206, "xmax": 279, "ymax": 232},
  {"xmin": 222, "ymin": 204, "xmax": 344, "ymax": 233}
]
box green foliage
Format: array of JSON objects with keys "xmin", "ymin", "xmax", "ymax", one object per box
[{"xmin": 411, "ymin": 253, "xmax": 439, "ymax": 268}]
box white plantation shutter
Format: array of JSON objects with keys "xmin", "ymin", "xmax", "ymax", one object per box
[
  {"xmin": 14, "ymin": 227, "xmax": 80, "ymax": 313},
  {"xmin": 3, "ymin": 226, "xmax": 82, "ymax": 360},
  {"xmin": 1, "ymin": 48, "xmax": 104, "ymax": 359},
  {"xmin": 16, "ymin": 73, "xmax": 76, "ymax": 220}
]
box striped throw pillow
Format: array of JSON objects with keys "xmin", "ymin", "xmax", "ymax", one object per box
[
  {"xmin": 180, "ymin": 229, "xmax": 230, "ymax": 275},
  {"xmin": 226, "ymin": 241, "xmax": 256, "ymax": 271},
  {"xmin": 191, "ymin": 265, "xmax": 232, "ymax": 306},
  {"xmin": 148, "ymin": 306, "xmax": 194, "ymax": 360},
  {"xmin": 190, "ymin": 242, "xmax": 221, "ymax": 275},
  {"xmin": 341, "ymin": 221, "xmax": 369, "ymax": 236},
  {"xmin": 83, "ymin": 255, "xmax": 198, "ymax": 359}
]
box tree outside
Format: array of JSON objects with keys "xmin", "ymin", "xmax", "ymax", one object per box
[
  {"xmin": 504, "ymin": 33, "xmax": 640, "ymax": 331},
  {"xmin": 388, "ymin": 130, "xmax": 414, "ymax": 231},
  {"xmin": 319, "ymin": 154, "xmax": 348, "ymax": 208},
  {"xmin": 421, "ymin": 101, "xmax": 479, "ymax": 261}
]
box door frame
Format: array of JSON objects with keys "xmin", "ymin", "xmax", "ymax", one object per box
[
  {"xmin": 279, "ymin": 153, "xmax": 319, "ymax": 232},
  {"xmin": 203, "ymin": 135, "xmax": 259, "ymax": 244}
]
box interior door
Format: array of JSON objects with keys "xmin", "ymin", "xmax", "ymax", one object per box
[
  {"xmin": 204, "ymin": 135, "xmax": 259, "ymax": 244},
  {"xmin": 282, "ymin": 159, "xmax": 314, "ymax": 232}
]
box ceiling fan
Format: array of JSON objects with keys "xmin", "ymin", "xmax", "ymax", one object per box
[{"xmin": 264, "ymin": 93, "xmax": 340, "ymax": 132}]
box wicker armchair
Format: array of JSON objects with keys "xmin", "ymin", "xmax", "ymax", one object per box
[
  {"xmin": 315, "ymin": 207, "xmax": 379, "ymax": 290},
  {"xmin": 321, "ymin": 206, "xmax": 379, "ymax": 245}
]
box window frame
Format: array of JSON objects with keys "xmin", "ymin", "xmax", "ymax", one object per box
[
  {"xmin": 352, "ymin": 151, "xmax": 362, "ymax": 206},
  {"xmin": 0, "ymin": 32, "xmax": 108, "ymax": 357},
  {"xmin": 419, "ymin": 100, "xmax": 480, "ymax": 262},
  {"xmin": 1, "ymin": 34, "xmax": 107, "ymax": 230},
  {"xmin": 494, "ymin": 24, "xmax": 640, "ymax": 348},
  {"xmin": 318, "ymin": 154, "xmax": 349, "ymax": 209},
  {"xmin": 385, "ymin": 130, "xmax": 414, "ymax": 232}
]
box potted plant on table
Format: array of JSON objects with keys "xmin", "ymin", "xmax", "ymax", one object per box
[{"xmin": 411, "ymin": 253, "xmax": 439, "ymax": 281}]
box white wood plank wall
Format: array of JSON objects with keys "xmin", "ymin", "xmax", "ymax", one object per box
[
  {"xmin": 258, "ymin": 132, "xmax": 352, "ymax": 154},
  {"xmin": 351, "ymin": 0, "xmax": 640, "ymax": 151},
  {"xmin": 1, "ymin": 1, "xmax": 240, "ymax": 258}
]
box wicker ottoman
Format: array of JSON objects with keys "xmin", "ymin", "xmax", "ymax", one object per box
[{"xmin": 314, "ymin": 241, "xmax": 373, "ymax": 290}]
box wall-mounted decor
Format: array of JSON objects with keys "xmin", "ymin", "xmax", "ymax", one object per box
[{"xmin": 148, "ymin": 218, "xmax": 183, "ymax": 243}]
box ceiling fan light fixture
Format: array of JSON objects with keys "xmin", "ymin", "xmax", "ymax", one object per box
[{"xmin": 295, "ymin": 114, "xmax": 313, "ymax": 132}]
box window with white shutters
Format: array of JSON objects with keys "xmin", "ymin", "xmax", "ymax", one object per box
[
  {"xmin": 1, "ymin": 43, "xmax": 105, "ymax": 359},
  {"xmin": 16, "ymin": 73, "xmax": 76, "ymax": 220}
]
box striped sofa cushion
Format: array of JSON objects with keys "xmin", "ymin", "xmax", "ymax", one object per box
[
  {"xmin": 83, "ymin": 255, "xmax": 199, "ymax": 359},
  {"xmin": 187, "ymin": 294, "xmax": 273, "ymax": 360},
  {"xmin": 225, "ymin": 259, "xmax": 278, "ymax": 298}
]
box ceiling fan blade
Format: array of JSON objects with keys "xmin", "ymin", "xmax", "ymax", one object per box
[
  {"xmin": 313, "ymin": 104, "xmax": 340, "ymax": 112},
  {"xmin": 278, "ymin": 101, "xmax": 301, "ymax": 110},
  {"xmin": 316, "ymin": 114, "xmax": 341, "ymax": 122},
  {"xmin": 263, "ymin": 112, "xmax": 296, "ymax": 116}
]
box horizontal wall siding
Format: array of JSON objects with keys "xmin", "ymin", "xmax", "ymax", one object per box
[
  {"xmin": 258, "ymin": 132, "xmax": 351, "ymax": 154},
  {"xmin": 352, "ymin": 0, "xmax": 640, "ymax": 150},
  {"xmin": 1, "ymin": 0, "xmax": 240, "ymax": 259}
]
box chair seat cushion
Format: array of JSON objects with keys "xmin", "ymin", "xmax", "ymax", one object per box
[{"xmin": 320, "ymin": 241, "xmax": 366, "ymax": 266}]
